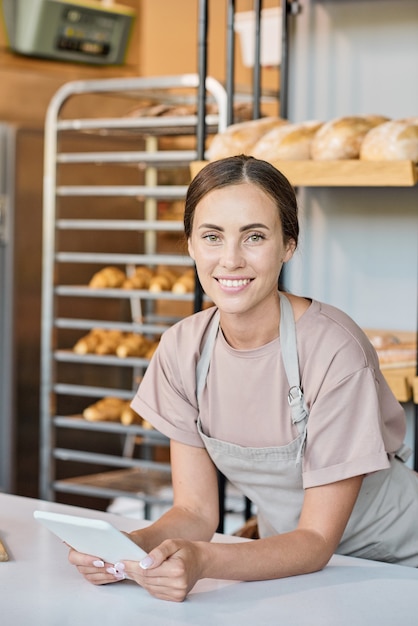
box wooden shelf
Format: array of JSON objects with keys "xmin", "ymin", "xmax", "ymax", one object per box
[
  {"xmin": 382, "ymin": 366, "xmax": 418, "ymax": 403},
  {"xmin": 190, "ymin": 160, "xmax": 418, "ymax": 187}
]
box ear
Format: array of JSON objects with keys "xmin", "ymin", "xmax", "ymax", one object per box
[
  {"xmin": 187, "ymin": 238, "xmax": 195, "ymax": 260},
  {"xmin": 282, "ymin": 239, "xmax": 296, "ymax": 263}
]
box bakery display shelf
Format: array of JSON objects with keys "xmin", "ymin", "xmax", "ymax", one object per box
[
  {"xmin": 54, "ymin": 350, "xmax": 151, "ymax": 368},
  {"xmin": 190, "ymin": 160, "xmax": 418, "ymax": 187},
  {"xmin": 56, "ymin": 219, "xmax": 184, "ymax": 232},
  {"xmin": 57, "ymin": 114, "xmax": 221, "ymax": 136},
  {"xmin": 53, "ymin": 384, "xmax": 137, "ymax": 400},
  {"xmin": 53, "ymin": 317, "xmax": 173, "ymax": 334},
  {"xmin": 55, "ymin": 286, "xmax": 196, "ymax": 302},
  {"xmin": 57, "ymin": 150, "xmax": 202, "ymax": 167},
  {"xmin": 53, "ymin": 448, "xmax": 170, "ymax": 473},
  {"xmin": 40, "ymin": 74, "xmax": 227, "ymax": 504},
  {"xmin": 54, "ymin": 415, "xmax": 168, "ymax": 443},
  {"xmin": 381, "ymin": 367, "xmax": 418, "ymax": 404},
  {"xmin": 53, "ymin": 467, "xmax": 173, "ymax": 506},
  {"xmin": 55, "ymin": 252, "xmax": 192, "ymax": 266},
  {"xmin": 56, "ymin": 184, "xmax": 188, "ymax": 198}
]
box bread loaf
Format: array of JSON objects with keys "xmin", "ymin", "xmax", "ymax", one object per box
[
  {"xmin": 360, "ymin": 119, "xmax": 418, "ymax": 162},
  {"xmin": 311, "ymin": 115, "xmax": 389, "ymax": 160},
  {"xmin": 208, "ymin": 117, "xmax": 289, "ymax": 161},
  {"xmin": 252, "ymin": 120, "xmax": 323, "ymax": 161}
]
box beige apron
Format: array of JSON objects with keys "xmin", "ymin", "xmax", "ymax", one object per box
[{"xmin": 196, "ymin": 293, "xmax": 418, "ymax": 566}]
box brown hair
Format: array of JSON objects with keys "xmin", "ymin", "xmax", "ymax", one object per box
[{"xmin": 184, "ymin": 155, "xmax": 299, "ymax": 248}]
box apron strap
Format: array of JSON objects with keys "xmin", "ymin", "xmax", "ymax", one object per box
[
  {"xmin": 196, "ymin": 310, "xmax": 220, "ymax": 402},
  {"xmin": 279, "ymin": 293, "xmax": 309, "ymax": 464}
]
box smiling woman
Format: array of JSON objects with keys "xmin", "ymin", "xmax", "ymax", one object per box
[{"xmin": 68, "ymin": 156, "xmax": 418, "ymax": 602}]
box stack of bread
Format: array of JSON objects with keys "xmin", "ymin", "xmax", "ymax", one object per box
[
  {"xmin": 88, "ymin": 266, "xmax": 195, "ymax": 294},
  {"xmin": 207, "ymin": 115, "xmax": 418, "ymax": 162},
  {"xmin": 82, "ymin": 396, "xmax": 153, "ymax": 427},
  {"xmin": 366, "ymin": 331, "xmax": 417, "ymax": 367},
  {"xmin": 73, "ymin": 329, "xmax": 159, "ymax": 360}
]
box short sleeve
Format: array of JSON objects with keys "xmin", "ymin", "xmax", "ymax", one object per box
[
  {"xmin": 131, "ymin": 326, "xmax": 205, "ymax": 448},
  {"xmin": 302, "ymin": 366, "xmax": 392, "ymax": 488}
]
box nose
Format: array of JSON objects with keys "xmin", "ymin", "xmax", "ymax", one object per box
[{"xmin": 219, "ymin": 240, "xmax": 244, "ymax": 270}]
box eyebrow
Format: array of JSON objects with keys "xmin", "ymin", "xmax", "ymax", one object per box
[{"xmin": 197, "ymin": 222, "xmax": 270, "ymax": 232}]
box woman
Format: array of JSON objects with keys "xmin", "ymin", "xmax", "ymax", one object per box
[{"xmin": 70, "ymin": 155, "xmax": 418, "ymax": 601}]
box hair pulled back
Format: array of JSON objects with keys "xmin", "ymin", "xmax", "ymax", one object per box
[{"xmin": 184, "ymin": 155, "xmax": 299, "ymax": 248}]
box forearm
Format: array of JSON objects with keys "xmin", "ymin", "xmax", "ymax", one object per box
[
  {"xmin": 198, "ymin": 528, "xmax": 331, "ymax": 582},
  {"xmin": 130, "ymin": 504, "xmax": 217, "ymax": 553}
]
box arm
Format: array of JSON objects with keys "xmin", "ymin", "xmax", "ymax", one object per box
[
  {"xmin": 67, "ymin": 440, "xmax": 220, "ymax": 584},
  {"xmin": 124, "ymin": 459, "xmax": 363, "ymax": 601},
  {"xmin": 129, "ymin": 439, "xmax": 220, "ymax": 551}
]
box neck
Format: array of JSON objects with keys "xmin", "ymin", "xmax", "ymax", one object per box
[{"xmin": 219, "ymin": 296, "xmax": 281, "ymax": 350}]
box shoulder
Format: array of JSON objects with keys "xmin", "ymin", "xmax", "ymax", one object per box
[
  {"xmin": 298, "ymin": 299, "xmax": 379, "ymax": 374},
  {"xmin": 159, "ymin": 306, "xmax": 219, "ymax": 356}
]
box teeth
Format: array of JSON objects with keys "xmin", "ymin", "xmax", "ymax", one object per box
[{"xmin": 218, "ymin": 278, "xmax": 251, "ymax": 288}]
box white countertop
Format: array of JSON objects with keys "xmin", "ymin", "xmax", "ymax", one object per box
[{"xmin": 1, "ymin": 493, "xmax": 418, "ymax": 625}]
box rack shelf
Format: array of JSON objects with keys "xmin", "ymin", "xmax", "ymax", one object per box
[{"xmin": 39, "ymin": 74, "xmax": 227, "ymax": 510}]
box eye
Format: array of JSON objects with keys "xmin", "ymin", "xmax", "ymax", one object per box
[
  {"xmin": 246, "ymin": 232, "xmax": 266, "ymax": 243},
  {"xmin": 202, "ymin": 233, "xmax": 221, "ymax": 243}
]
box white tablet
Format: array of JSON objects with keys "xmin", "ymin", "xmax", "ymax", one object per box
[{"xmin": 34, "ymin": 510, "xmax": 147, "ymax": 564}]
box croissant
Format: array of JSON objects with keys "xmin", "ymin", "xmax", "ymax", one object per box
[
  {"xmin": 89, "ymin": 266, "xmax": 126, "ymax": 288},
  {"xmin": 172, "ymin": 269, "xmax": 195, "ymax": 294},
  {"xmin": 83, "ymin": 397, "xmax": 126, "ymax": 422}
]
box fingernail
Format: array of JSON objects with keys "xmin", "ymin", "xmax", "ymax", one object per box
[
  {"xmin": 139, "ymin": 555, "xmax": 154, "ymax": 570},
  {"xmin": 93, "ymin": 560, "xmax": 105, "ymax": 568},
  {"xmin": 106, "ymin": 566, "xmax": 125, "ymax": 580},
  {"xmin": 114, "ymin": 562, "xmax": 125, "ymax": 574}
]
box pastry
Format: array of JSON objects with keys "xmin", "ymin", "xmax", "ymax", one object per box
[{"xmin": 89, "ymin": 266, "xmax": 126, "ymax": 288}]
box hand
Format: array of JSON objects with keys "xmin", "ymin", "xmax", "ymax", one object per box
[
  {"xmin": 123, "ymin": 538, "xmax": 205, "ymax": 602},
  {"xmin": 68, "ymin": 548, "xmax": 126, "ymax": 585}
]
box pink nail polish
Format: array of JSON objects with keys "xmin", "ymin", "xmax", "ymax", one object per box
[
  {"xmin": 139, "ymin": 555, "xmax": 154, "ymax": 570},
  {"xmin": 93, "ymin": 560, "xmax": 105, "ymax": 568},
  {"xmin": 114, "ymin": 562, "xmax": 125, "ymax": 573}
]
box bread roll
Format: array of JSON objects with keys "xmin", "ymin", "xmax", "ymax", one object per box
[
  {"xmin": 89, "ymin": 266, "xmax": 126, "ymax": 288},
  {"xmin": 94, "ymin": 330, "xmax": 123, "ymax": 355},
  {"xmin": 360, "ymin": 119, "xmax": 418, "ymax": 162},
  {"xmin": 252, "ymin": 120, "xmax": 323, "ymax": 161},
  {"xmin": 73, "ymin": 328, "xmax": 105, "ymax": 354},
  {"xmin": 207, "ymin": 117, "xmax": 289, "ymax": 161},
  {"xmin": 122, "ymin": 266, "xmax": 155, "ymax": 290},
  {"xmin": 116, "ymin": 333, "xmax": 149, "ymax": 358},
  {"xmin": 83, "ymin": 397, "xmax": 126, "ymax": 422},
  {"xmin": 311, "ymin": 115, "xmax": 389, "ymax": 160},
  {"xmin": 120, "ymin": 405, "xmax": 143, "ymax": 425},
  {"xmin": 149, "ymin": 268, "xmax": 179, "ymax": 292},
  {"xmin": 172, "ymin": 268, "xmax": 195, "ymax": 294}
]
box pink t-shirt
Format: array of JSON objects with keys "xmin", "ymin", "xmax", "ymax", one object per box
[{"xmin": 131, "ymin": 299, "xmax": 405, "ymax": 488}]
